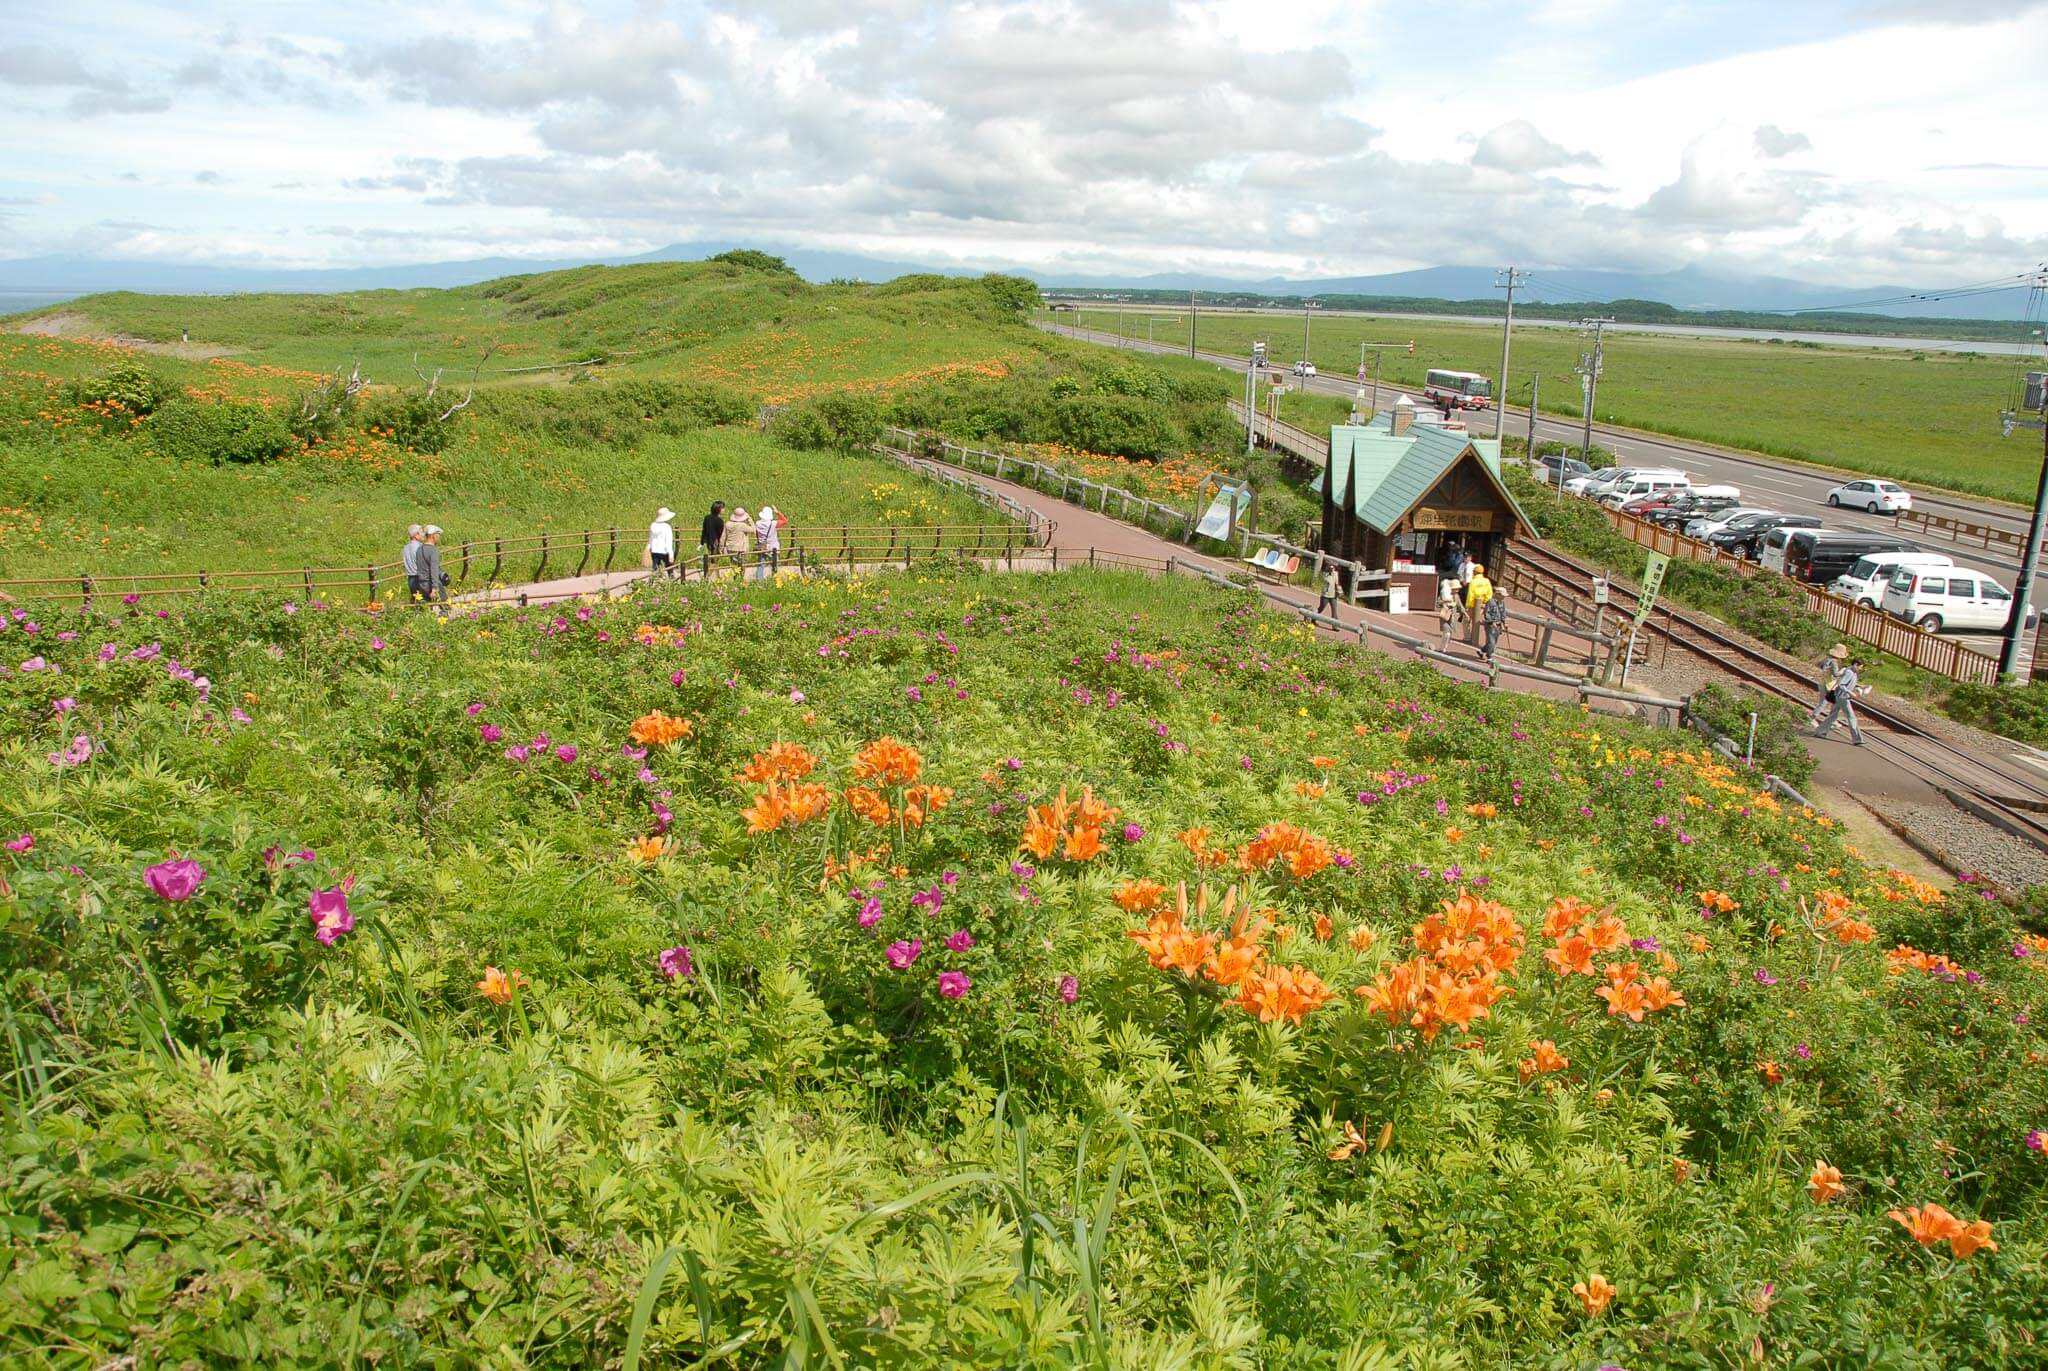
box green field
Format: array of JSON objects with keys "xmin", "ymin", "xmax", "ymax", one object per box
[
  {"xmin": 1066, "ymin": 308, "xmax": 2035, "ymax": 503},
  {"xmin": 5, "ymin": 567, "xmax": 2044, "ymax": 1365}
]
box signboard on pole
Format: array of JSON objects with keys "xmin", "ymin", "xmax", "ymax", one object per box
[
  {"xmin": 1632, "ymin": 552, "xmax": 1670, "ymax": 628},
  {"xmin": 1195, "ymin": 483, "xmax": 1253, "ymax": 541},
  {"xmin": 1591, "ymin": 576, "xmax": 1609, "ymax": 606}
]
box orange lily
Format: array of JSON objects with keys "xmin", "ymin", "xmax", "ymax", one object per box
[
  {"xmin": 1572, "ymin": 1274, "xmax": 1615, "ymax": 1317},
  {"xmin": 1808, "ymin": 1160, "xmax": 1844, "ymax": 1204}
]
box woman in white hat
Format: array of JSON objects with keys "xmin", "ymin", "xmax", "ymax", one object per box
[
  {"xmin": 755, "ymin": 505, "xmax": 782, "ymax": 578},
  {"xmin": 721, "ymin": 507, "xmax": 755, "ymax": 571},
  {"xmin": 648, "ymin": 507, "xmax": 676, "ymax": 575},
  {"xmin": 1812, "ymin": 643, "xmax": 1849, "ymax": 722}
]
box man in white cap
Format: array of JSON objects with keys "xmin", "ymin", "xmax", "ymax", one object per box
[
  {"xmin": 417, "ymin": 525, "xmax": 447, "ymax": 606},
  {"xmin": 649, "ymin": 507, "xmax": 676, "ymax": 576}
]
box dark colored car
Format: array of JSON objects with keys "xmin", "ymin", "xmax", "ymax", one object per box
[
  {"xmin": 1645, "ymin": 491, "xmax": 1742, "ymax": 530},
  {"xmin": 1536, "ymin": 455, "xmax": 1593, "ymax": 488},
  {"xmin": 1707, "ymin": 511, "xmax": 1821, "ymax": 560}
]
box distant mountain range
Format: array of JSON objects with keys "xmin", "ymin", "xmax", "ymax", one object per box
[{"xmin": 0, "ymin": 242, "xmax": 2033, "ymax": 322}]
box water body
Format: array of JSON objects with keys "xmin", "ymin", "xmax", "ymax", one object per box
[{"xmin": 0, "ymin": 290, "xmax": 84, "ymax": 316}]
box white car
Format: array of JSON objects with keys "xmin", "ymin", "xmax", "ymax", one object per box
[
  {"xmin": 1563, "ymin": 467, "xmax": 1619, "ymax": 498},
  {"xmin": 1685, "ymin": 506, "xmax": 1772, "ymax": 539},
  {"xmin": 1831, "ymin": 552, "xmax": 1952, "ymax": 608},
  {"xmin": 1826, "ymin": 479, "xmax": 1912, "ymax": 514},
  {"xmin": 1882, "ymin": 564, "xmax": 2035, "ymax": 633},
  {"xmin": 1291, "ymin": 361, "xmax": 1317, "ymax": 378}
]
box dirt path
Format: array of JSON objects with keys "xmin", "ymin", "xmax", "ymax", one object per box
[{"xmin": 14, "ymin": 311, "xmax": 241, "ymax": 359}]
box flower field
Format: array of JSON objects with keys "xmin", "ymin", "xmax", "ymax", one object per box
[{"xmin": 4, "ymin": 567, "xmax": 2046, "ymax": 1366}]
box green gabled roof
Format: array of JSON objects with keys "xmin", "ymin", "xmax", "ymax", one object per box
[{"xmin": 1324, "ymin": 416, "xmax": 1534, "ymax": 538}]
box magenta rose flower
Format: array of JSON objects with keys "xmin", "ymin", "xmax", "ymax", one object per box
[
  {"xmin": 144, "ymin": 857, "xmax": 205, "ymax": 903},
  {"xmin": 308, "ymin": 887, "xmax": 354, "ymax": 945},
  {"xmin": 944, "ymin": 928, "xmax": 975, "ymax": 953},
  {"xmin": 1059, "ymin": 975, "xmax": 1079, "ymax": 1004},
  {"xmin": 937, "ymin": 970, "xmax": 971, "ymax": 999},
  {"xmin": 657, "ymin": 945, "xmax": 695, "ymax": 979},
  {"xmin": 886, "ymin": 938, "xmax": 923, "ymax": 970}
]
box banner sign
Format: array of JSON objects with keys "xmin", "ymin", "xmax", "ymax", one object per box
[
  {"xmin": 1195, "ymin": 484, "xmax": 1253, "ymax": 540},
  {"xmin": 1632, "ymin": 552, "xmax": 1670, "ymax": 628}
]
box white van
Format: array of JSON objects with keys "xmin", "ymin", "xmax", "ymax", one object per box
[
  {"xmin": 1831, "ymin": 552, "xmax": 1952, "ymax": 608},
  {"xmin": 1882, "ymin": 564, "xmax": 2037, "ymax": 633},
  {"xmin": 1600, "ymin": 473, "xmax": 1692, "ymax": 508}
]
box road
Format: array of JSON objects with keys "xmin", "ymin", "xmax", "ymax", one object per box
[{"xmin": 1040, "ymin": 319, "xmax": 2047, "ymax": 598}]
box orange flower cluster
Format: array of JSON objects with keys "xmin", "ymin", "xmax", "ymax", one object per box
[
  {"xmin": 1537, "ymin": 898, "xmax": 1684, "ymax": 1021},
  {"xmin": 1177, "ymin": 826, "xmax": 1230, "ymax": 870},
  {"xmin": 1020, "ymin": 786, "xmax": 1117, "ymax": 862},
  {"xmin": 634, "ymin": 622, "xmax": 687, "ymax": 647},
  {"xmin": 1810, "ymin": 889, "xmax": 1876, "ymax": 945},
  {"xmin": 1573, "ymin": 1273, "xmax": 1615, "ymax": 1316},
  {"xmin": 1879, "ymin": 869, "xmax": 1946, "ymax": 905},
  {"xmin": 629, "ymin": 710, "xmax": 693, "ymax": 747},
  {"xmin": 852, "ymin": 737, "xmax": 923, "ymax": 786},
  {"xmin": 846, "ymin": 782, "xmax": 953, "ymax": 829},
  {"xmin": 477, "ymin": 965, "xmax": 528, "ymax": 1006},
  {"xmin": 1697, "ymin": 888, "xmax": 1740, "ymax": 913},
  {"xmin": 1888, "ymin": 1204, "xmax": 1997, "ymax": 1258},
  {"xmin": 1127, "ymin": 883, "xmax": 1333, "ymax": 1025},
  {"xmin": 743, "ymin": 781, "xmax": 832, "ymax": 834},
  {"xmin": 1359, "ymin": 893, "xmax": 1524, "ymax": 1042},
  {"xmin": 1327, "ymin": 1118, "xmax": 1391, "ymax": 1160},
  {"xmin": 1886, "ymin": 945, "xmax": 1967, "ymax": 980},
  {"xmin": 626, "ymin": 835, "xmax": 667, "ymax": 863},
  {"xmin": 1807, "ymin": 1160, "xmax": 1844, "ymax": 1203},
  {"xmin": 1593, "ymin": 961, "xmax": 1686, "ymax": 1022},
  {"xmin": 737, "ymin": 742, "xmax": 818, "ymax": 784},
  {"xmin": 1114, "ymin": 878, "xmax": 1167, "ymax": 914},
  {"xmin": 1239, "ymin": 822, "xmax": 1335, "ymax": 880},
  {"xmin": 1519, "ymin": 1039, "xmax": 1568, "ymax": 1083}
]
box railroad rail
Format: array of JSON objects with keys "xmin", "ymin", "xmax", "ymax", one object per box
[{"xmin": 1503, "ymin": 539, "xmax": 2048, "ymax": 853}]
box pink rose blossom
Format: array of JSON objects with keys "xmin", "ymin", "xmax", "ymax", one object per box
[
  {"xmin": 5, "ymin": 832, "xmax": 33, "ymax": 855},
  {"xmin": 657, "ymin": 945, "xmax": 695, "ymax": 979},
  {"xmin": 886, "ymin": 938, "xmax": 923, "ymax": 969},
  {"xmin": 1059, "ymin": 975, "xmax": 1079, "ymax": 1003},
  {"xmin": 944, "ymin": 928, "xmax": 975, "ymax": 953},
  {"xmin": 937, "ymin": 970, "xmax": 971, "ymax": 999},
  {"xmin": 144, "ymin": 857, "xmax": 205, "ymax": 902},
  {"xmin": 308, "ymin": 888, "xmax": 354, "ymax": 944}
]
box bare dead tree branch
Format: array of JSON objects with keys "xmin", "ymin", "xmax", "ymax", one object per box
[
  {"xmin": 411, "ymin": 352, "xmax": 443, "ymax": 400},
  {"xmin": 436, "ymin": 344, "xmax": 497, "ymax": 423},
  {"xmin": 298, "ymin": 360, "xmax": 367, "ymax": 428}
]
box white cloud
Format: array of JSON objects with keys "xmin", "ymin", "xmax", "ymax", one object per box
[{"xmin": 0, "ymin": 0, "xmax": 2041, "ymax": 290}]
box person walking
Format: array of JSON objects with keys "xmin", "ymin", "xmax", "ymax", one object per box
[
  {"xmin": 1316, "ymin": 563, "xmax": 1341, "ymax": 617},
  {"xmin": 1438, "ymin": 579, "xmax": 1460, "ymax": 652},
  {"xmin": 1462, "ymin": 562, "xmax": 1494, "ymax": 646},
  {"xmin": 1481, "ymin": 585, "xmax": 1509, "ymax": 660},
  {"xmin": 648, "ymin": 507, "xmax": 676, "ymax": 576},
  {"xmin": 417, "ymin": 525, "xmax": 448, "ymax": 607},
  {"xmin": 1814, "ymin": 654, "xmax": 1866, "ymax": 745},
  {"xmin": 721, "ymin": 507, "xmax": 755, "ymax": 570},
  {"xmin": 755, "ymin": 505, "xmax": 782, "ymax": 578},
  {"xmin": 402, "ymin": 523, "xmax": 425, "ymax": 602},
  {"xmin": 1812, "ymin": 643, "xmax": 1848, "ymax": 722},
  {"xmin": 699, "ymin": 501, "xmax": 726, "ymax": 564}
]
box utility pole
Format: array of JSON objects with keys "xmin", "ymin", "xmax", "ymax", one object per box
[
  {"xmin": 1527, "ymin": 369, "xmax": 1540, "ymax": 462},
  {"xmin": 1189, "ymin": 290, "xmax": 1197, "ymax": 358},
  {"xmin": 1998, "ymin": 314, "xmax": 2048, "ymax": 681},
  {"xmin": 1302, "ymin": 299, "xmax": 1316, "ymax": 365},
  {"xmin": 1575, "ymin": 317, "xmax": 1613, "ymax": 466},
  {"xmin": 1493, "ymin": 267, "xmax": 1525, "ymax": 443}
]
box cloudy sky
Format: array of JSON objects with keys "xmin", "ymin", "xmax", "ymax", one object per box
[{"xmin": 2, "ymin": 0, "xmax": 2045, "ymax": 287}]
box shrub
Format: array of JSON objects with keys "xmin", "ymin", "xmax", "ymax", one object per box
[
  {"xmin": 978, "ymin": 272, "xmax": 1040, "ymax": 313},
  {"xmin": 148, "ymin": 397, "xmax": 293, "ymax": 465},
  {"xmin": 284, "ymin": 368, "xmax": 360, "ymax": 444},
  {"xmin": 1051, "ymin": 393, "xmax": 1179, "ymax": 458},
  {"xmin": 64, "ymin": 361, "xmax": 170, "ymax": 418},
  {"xmin": 1945, "ymin": 679, "xmax": 2048, "ymax": 748},
  {"xmin": 707, "ymin": 248, "xmax": 796, "ymax": 275},
  {"xmin": 357, "ymin": 388, "xmax": 458, "ymax": 453},
  {"xmin": 776, "ymin": 390, "xmax": 885, "ymax": 451},
  {"xmin": 1685, "ymin": 681, "xmax": 1817, "ymax": 789}
]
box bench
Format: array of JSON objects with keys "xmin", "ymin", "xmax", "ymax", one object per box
[{"xmin": 1242, "ymin": 548, "xmax": 1300, "ymax": 581}]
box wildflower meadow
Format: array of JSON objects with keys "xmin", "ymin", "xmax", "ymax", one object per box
[{"xmin": 3, "ymin": 566, "xmax": 2046, "ymax": 1366}]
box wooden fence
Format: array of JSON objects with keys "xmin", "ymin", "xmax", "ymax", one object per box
[{"xmin": 1895, "ymin": 507, "xmax": 2026, "ymax": 555}]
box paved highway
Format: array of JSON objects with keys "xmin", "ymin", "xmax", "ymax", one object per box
[{"xmin": 1040, "ymin": 320, "xmax": 2046, "ymax": 598}]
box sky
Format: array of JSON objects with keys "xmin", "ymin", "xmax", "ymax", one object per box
[{"xmin": 2, "ymin": 0, "xmax": 2045, "ymax": 288}]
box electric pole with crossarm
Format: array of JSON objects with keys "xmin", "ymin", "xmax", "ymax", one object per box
[
  {"xmin": 1493, "ymin": 267, "xmax": 1524, "ymax": 443},
  {"xmin": 1576, "ymin": 317, "xmax": 1614, "ymax": 466}
]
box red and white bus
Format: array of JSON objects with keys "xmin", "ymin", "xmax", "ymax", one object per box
[{"xmin": 1423, "ymin": 369, "xmax": 1492, "ymax": 411}]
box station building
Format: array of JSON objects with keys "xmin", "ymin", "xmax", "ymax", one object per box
[{"xmin": 1316, "ymin": 397, "xmax": 1536, "ymax": 607}]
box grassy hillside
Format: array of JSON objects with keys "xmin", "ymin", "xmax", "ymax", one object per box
[
  {"xmin": 3, "ymin": 567, "xmax": 2044, "ymax": 1365},
  {"xmin": 1071, "ymin": 307, "xmax": 2036, "ymax": 503}
]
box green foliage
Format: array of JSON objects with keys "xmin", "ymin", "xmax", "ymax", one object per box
[
  {"xmin": 357, "ymin": 387, "xmax": 458, "ymax": 453},
  {"xmin": 706, "ymin": 248, "xmax": 797, "ymax": 275},
  {"xmin": 284, "ymin": 368, "xmax": 359, "ymax": 444},
  {"xmin": 1945, "ymin": 679, "xmax": 2048, "ymax": 748},
  {"xmin": 1051, "ymin": 393, "xmax": 1181, "ymax": 458},
  {"xmin": 1685, "ymin": 681, "xmax": 1817, "ymax": 788},
  {"xmin": 63, "ymin": 360, "xmax": 170, "ymax": 417},
  {"xmin": 146, "ymin": 396, "xmax": 293, "ymax": 465},
  {"xmin": 776, "ymin": 390, "xmax": 886, "ymax": 451},
  {"xmin": 979, "ymin": 272, "xmax": 1042, "ymax": 313},
  {"xmin": 2, "ymin": 570, "xmax": 2043, "ymax": 1367}
]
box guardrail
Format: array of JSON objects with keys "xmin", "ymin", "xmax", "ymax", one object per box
[
  {"xmin": 1895, "ymin": 507, "xmax": 2026, "ymax": 554},
  {"xmin": 1225, "ymin": 399, "xmax": 1330, "ymax": 468}
]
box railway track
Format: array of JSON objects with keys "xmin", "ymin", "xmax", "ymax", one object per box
[{"xmin": 1503, "ymin": 540, "xmax": 2048, "ymax": 853}]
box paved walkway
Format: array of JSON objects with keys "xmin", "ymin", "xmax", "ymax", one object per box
[{"xmin": 473, "ymin": 457, "xmax": 1990, "ymax": 811}]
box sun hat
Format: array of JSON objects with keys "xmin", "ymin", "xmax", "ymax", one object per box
[
  {"xmin": 408, "ymin": 523, "xmax": 424, "ymax": 537},
  {"xmin": 757, "ymin": 505, "xmax": 775, "ymax": 523},
  {"xmin": 1828, "ymin": 643, "xmax": 1849, "ymax": 660},
  {"xmin": 655, "ymin": 507, "xmax": 675, "ymax": 522},
  {"xmin": 424, "ymin": 525, "xmax": 442, "ymax": 535}
]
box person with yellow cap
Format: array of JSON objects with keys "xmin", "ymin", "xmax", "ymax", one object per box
[{"xmin": 1462, "ymin": 561, "xmax": 1494, "ymax": 646}]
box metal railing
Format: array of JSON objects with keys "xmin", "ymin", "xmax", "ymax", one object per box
[
  {"xmin": 1224, "ymin": 400, "xmax": 1330, "ymax": 468},
  {"xmin": 0, "ymin": 521, "xmax": 1031, "ymax": 609}
]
